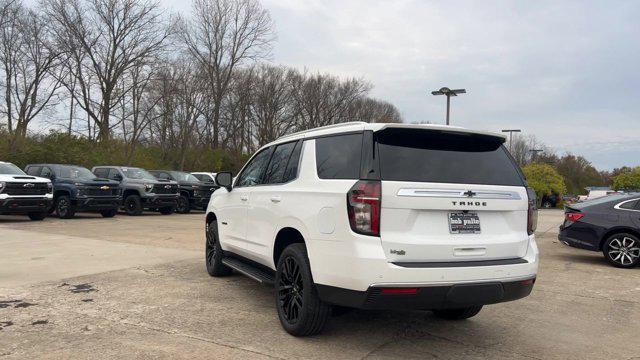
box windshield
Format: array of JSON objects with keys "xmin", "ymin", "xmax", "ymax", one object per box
[
  {"xmin": 170, "ymin": 171, "xmax": 200, "ymax": 182},
  {"xmin": 375, "ymin": 128, "xmax": 525, "ymax": 186},
  {"xmin": 0, "ymin": 163, "xmax": 26, "ymax": 175},
  {"xmin": 58, "ymin": 165, "xmax": 97, "ymax": 180},
  {"xmin": 121, "ymin": 167, "xmax": 157, "ymax": 180}
]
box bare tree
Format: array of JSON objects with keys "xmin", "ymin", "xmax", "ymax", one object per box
[
  {"xmin": 42, "ymin": 0, "xmax": 170, "ymax": 141},
  {"xmin": 290, "ymin": 71, "xmax": 370, "ymax": 129},
  {"xmin": 0, "ymin": 0, "xmax": 62, "ymax": 146},
  {"xmin": 347, "ymin": 97, "xmax": 402, "ymax": 124},
  {"xmin": 179, "ymin": 0, "xmax": 274, "ymax": 149}
]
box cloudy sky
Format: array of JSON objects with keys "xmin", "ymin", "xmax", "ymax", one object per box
[{"xmin": 164, "ymin": 0, "xmax": 639, "ymax": 170}]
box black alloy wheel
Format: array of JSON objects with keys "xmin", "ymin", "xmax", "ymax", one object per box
[
  {"xmin": 176, "ymin": 195, "xmax": 190, "ymax": 214},
  {"xmin": 205, "ymin": 220, "xmax": 231, "ymax": 276},
  {"xmin": 124, "ymin": 195, "xmax": 143, "ymax": 216},
  {"xmin": 275, "ymin": 244, "xmax": 331, "ymax": 336},
  {"xmin": 56, "ymin": 195, "xmax": 75, "ymax": 219},
  {"xmin": 278, "ymin": 256, "xmax": 304, "ymax": 325}
]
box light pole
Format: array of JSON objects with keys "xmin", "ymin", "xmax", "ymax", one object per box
[
  {"xmin": 530, "ymin": 149, "xmax": 543, "ymax": 162},
  {"xmin": 431, "ymin": 87, "xmax": 466, "ymax": 125},
  {"xmin": 501, "ymin": 129, "xmax": 521, "ymax": 152}
]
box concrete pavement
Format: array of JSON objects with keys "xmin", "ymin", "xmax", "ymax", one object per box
[{"xmin": 0, "ymin": 210, "xmax": 638, "ymax": 359}]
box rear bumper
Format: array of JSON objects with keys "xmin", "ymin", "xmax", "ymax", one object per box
[
  {"xmin": 558, "ymin": 232, "xmax": 599, "ymax": 251},
  {"xmin": 75, "ymin": 197, "xmax": 121, "ymax": 211},
  {"xmin": 317, "ymin": 277, "xmax": 535, "ymax": 310},
  {"xmin": 307, "ymin": 234, "xmax": 539, "ymax": 293},
  {"xmin": 0, "ymin": 196, "xmax": 52, "ymax": 214}
]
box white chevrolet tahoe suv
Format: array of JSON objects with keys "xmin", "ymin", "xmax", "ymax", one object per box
[
  {"xmin": 0, "ymin": 161, "xmax": 53, "ymax": 220},
  {"xmin": 205, "ymin": 122, "xmax": 539, "ymax": 336}
]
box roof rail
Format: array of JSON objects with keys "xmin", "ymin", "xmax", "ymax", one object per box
[{"xmin": 277, "ymin": 121, "xmax": 367, "ymax": 141}]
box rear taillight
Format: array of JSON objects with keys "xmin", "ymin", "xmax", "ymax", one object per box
[
  {"xmin": 526, "ymin": 187, "xmax": 538, "ymax": 235},
  {"xmin": 347, "ymin": 180, "xmax": 381, "ymax": 236},
  {"xmin": 565, "ymin": 212, "xmax": 584, "ymax": 222}
]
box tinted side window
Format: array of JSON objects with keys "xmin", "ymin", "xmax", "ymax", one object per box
[
  {"xmin": 620, "ymin": 200, "xmax": 640, "ymax": 210},
  {"xmin": 264, "ymin": 142, "xmax": 297, "ymax": 184},
  {"xmin": 283, "ymin": 141, "xmax": 303, "ymax": 183},
  {"xmin": 316, "ymin": 134, "xmax": 363, "ymax": 180},
  {"xmin": 26, "ymin": 166, "xmax": 41, "ymax": 176},
  {"xmin": 157, "ymin": 172, "xmax": 171, "ymax": 180},
  {"xmin": 40, "ymin": 167, "xmax": 53, "ymax": 178},
  {"xmin": 237, "ymin": 147, "xmax": 274, "ymax": 187},
  {"xmin": 93, "ymin": 168, "xmax": 108, "ymax": 178},
  {"xmin": 107, "ymin": 169, "xmax": 122, "ymax": 181}
]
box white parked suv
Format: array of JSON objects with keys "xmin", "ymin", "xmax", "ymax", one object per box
[
  {"xmin": 205, "ymin": 122, "xmax": 539, "ymax": 336},
  {"xmin": 0, "ymin": 161, "xmax": 53, "ymax": 220}
]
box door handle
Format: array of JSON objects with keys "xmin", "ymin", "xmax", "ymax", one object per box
[
  {"xmin": 270, "ymin": 196, "xmax": 281, "ymax": 203},
  {"xmin": 240, "ymin": 195, "xmax": 248, "ymax": 201}
]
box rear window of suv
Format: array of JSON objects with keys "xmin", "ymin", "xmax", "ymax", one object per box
[
  {"xmin": 316, "ymin": 133, "xmax": 362, "ymax": 179},
  {"xmin": 375, "ymin": 128, "xmax": 524, "ymax": 186}
]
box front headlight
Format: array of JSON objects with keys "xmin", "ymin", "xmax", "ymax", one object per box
[
  {"xmin": 47, "ymin": 182, "xmax": 53, "ymax": 193},
  {"xmin": 144, "ymin": 183, "xmax": 154, "ymax": 192},
  {"xmin": 0, "ymin": 181, "xmax": 5, "ymax": 193}
]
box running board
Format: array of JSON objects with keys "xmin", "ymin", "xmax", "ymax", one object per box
[{"xmin": 222, "ymin": 257, "xmax": 275, "ymax": 287}]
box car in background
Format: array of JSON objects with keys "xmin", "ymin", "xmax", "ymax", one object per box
[
  {"xmin": 559, "ymin": 193, "xmax": 640, "ymax": 268},
  {"xmin": 92, "ymin": 166, "xmax": 179, "ymax": 216},
  {"xmin": 540, "ymin": 193, "xmax": 559, "ymax": 208},
  {"xmin": 578, "ymin": 187, "xmax": 618, "ymax": 202},
  {"xmin": 191, "ymin": 172, "xmax": 217, "ymax": 184},
  {"xmin": 149, "ymin": 170, "xmax": 217, "ymax": 213},
  {"xmin": 25, "ymin": 164, "xmax": 121, "ymax": 219},
  {"xmin": 0, "ymin": 161, "xmax": 52, "ymax": 220}
]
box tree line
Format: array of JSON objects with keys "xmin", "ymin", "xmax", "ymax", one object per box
[
  {"xmin": 0, "ymin": 0, "xmax": 401, "ymax": 171},
  {"xmin": 508, "ymin": 134, "xmax": 635, "ymax": 195}
]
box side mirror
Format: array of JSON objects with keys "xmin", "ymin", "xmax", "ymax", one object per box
[
  {"xmin": 114, "ymin": 174, "xmax": 123, "ymax": 182},
  {"xmin": 215, "ymin": 172, "xmax": 233, "ymax": 192}
]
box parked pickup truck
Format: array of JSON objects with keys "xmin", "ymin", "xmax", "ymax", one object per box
[
  {"xmin": 149, "ymin": 170, "xmax": 217, "ymax": 213},
  {"xmin": 25, "ymin": 164, "xmax": 121, "ymax": 219},
  {"xmin": 92, "ymin": 166, "xmax": 179, "ymax": 216},
  {"xmin": 0, "ymin": 161, "xmax": 52, "ymax": 220}
]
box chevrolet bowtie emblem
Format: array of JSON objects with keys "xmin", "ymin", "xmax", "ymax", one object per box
[
  {"xmin": 463, "ymin": 190, "xmax": 477, "ymax": 197},
  {"xmin": 23, "ymin": 183, "xmax": 35, "ymax": 188},
  {"xmin": 100, "ymin": 186, "xmax": 110, "ymax": 190},
  {"xmin": 164, "ymin": 185, "xmax": 171, "ymax": 189}
]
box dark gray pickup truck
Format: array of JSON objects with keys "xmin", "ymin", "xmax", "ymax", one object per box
[{"xmin": 92, "ymin": 166, "xmax": 179, "ymax": 216}]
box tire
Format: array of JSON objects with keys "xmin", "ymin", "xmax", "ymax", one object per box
[
  {"xmin": 100, "ymin": 209, "xmax": 117, "ymax": 218},
  {"xmin": 55, "ymin": 195, "xmax": 76, "ymax": 219},
  {"xmin": 176, "ymin": 195, "xmax": 190, "ymax": 214},
  {"xmin": 205, "ymin": 220, "xmax": 232, "ymax": 277},
  {"xmin": 432, "ymin": 305, "xmax": 483, "ymax": 320},
  {"xmin": 275, "ymin": 243, "xmax": 331, "ymax": 336},
  {"xmin": 603, "ymin": 233, "xmax": 640, "ymax": 268},
  {"xmin": 27, "ymin": 212, "xmax": 47, "ymax": 221},
  {"xmin": 542, "ymin": 201, "xmax": 553, "ymax": 209},
  {"xmin": 124, "ymin": 195, "xmax": 143, "ymax": 216}
]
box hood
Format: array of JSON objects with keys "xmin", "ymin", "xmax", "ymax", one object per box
[
  {"xmin": 177, "ymin": 180, "xmax": 204, "ymax": 187},
  {"xmin": 58, "ymin": 178, "xmax": 120, "ymax": 186},
  {"xmin": 0, "ymin": 174, "xmax": 51, "ymax": 183},
  {"xmin": 127, "ymin": 178, "xmax": 177, "ymax": 186}
]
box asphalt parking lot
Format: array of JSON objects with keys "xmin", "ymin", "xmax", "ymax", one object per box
[{"xmin": 0, "ymin": 210, "xmax": 638, "ymax": 359}]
